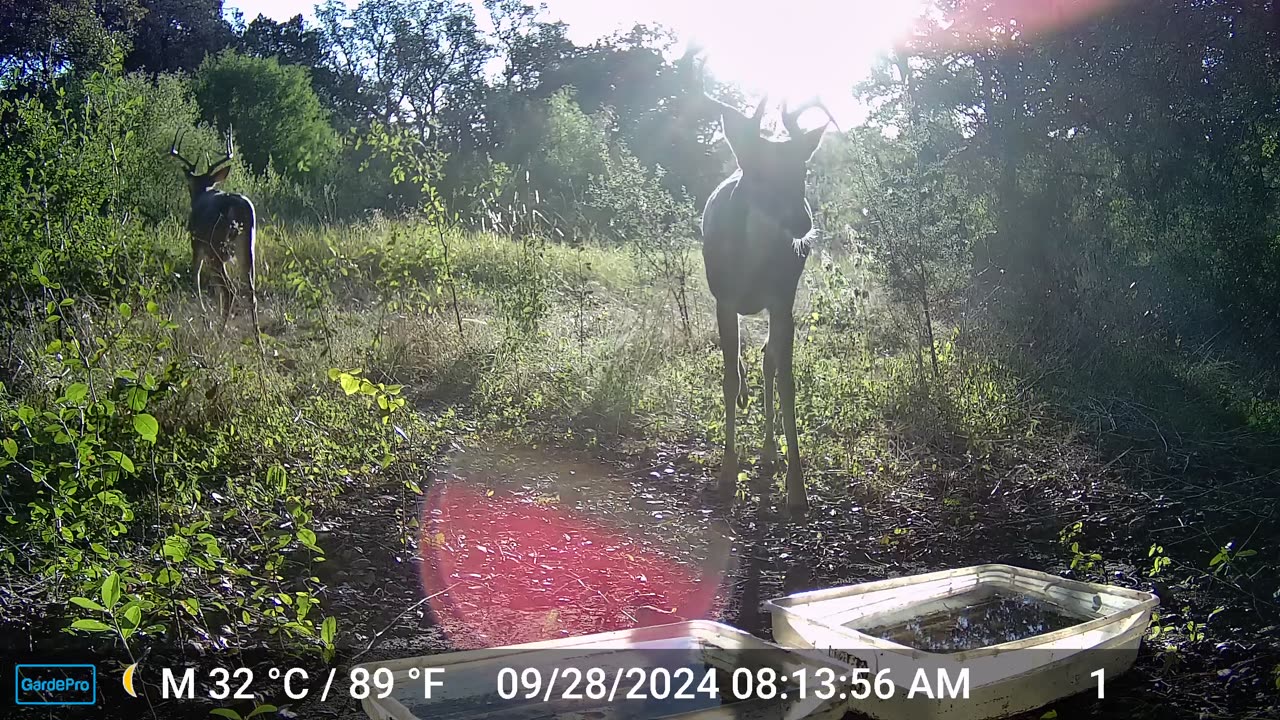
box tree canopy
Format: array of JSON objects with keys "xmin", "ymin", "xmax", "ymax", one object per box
[{"xmin": 5, "ymin": 0, "xmax": 1280, "ymax": 347}]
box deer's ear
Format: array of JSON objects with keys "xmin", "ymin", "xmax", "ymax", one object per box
[
  {"xmin": 800, "ymin": 126, "xmax": 825, "ymax": 160},
  {"xmin": 721, "ymin": 112, "xmax": 754, "ymax": 164},
  {"xmin": 209, "ymin": 165, "xmax": 232, "ymax": 185}
]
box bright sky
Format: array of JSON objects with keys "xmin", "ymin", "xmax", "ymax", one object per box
[{"xmin": 225, "ymin": 0, "xmax": 928, "ymax": 128}]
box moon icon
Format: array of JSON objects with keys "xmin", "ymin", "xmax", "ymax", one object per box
[{"xmin": 123, "ymin": 663, "xmax": 139, "ymax": 698}]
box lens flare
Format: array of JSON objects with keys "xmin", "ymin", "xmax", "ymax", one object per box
[
  {"xmin": 419, "ymin": 479, "xmax": 728, "ymax": 650},
  {"xmin": 900, "ymin": 0, "xmax": 1127, "ymax": 53}
]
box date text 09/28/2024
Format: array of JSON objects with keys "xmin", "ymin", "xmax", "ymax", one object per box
[
  {"xmin": 489, "ymin": 665, "xmax": 977, "ymax": 704},
  {"xmin": 153, "ymin": 664, "xmax": 1107, "ymax": 704}
]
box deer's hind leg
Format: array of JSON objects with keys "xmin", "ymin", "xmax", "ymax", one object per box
[
  {"xmin": 211, "ymin": 254, "xmax": 234, "ymax": 331},
  {"xmin": 235, "ymin": 226, "xmax": 260, "ymax": 339},
  {"xmin": 193, "ymin": 243, "xmax": 209, "ymax": 314}
]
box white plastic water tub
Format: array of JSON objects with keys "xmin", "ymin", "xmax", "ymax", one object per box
[
  {"xmin": 765, "ymin": 564, "xmax": 1159, "ymax": 720},
  {"xmin": 353, "ymin": 620, "xmax": 852, "ymax": 720}
]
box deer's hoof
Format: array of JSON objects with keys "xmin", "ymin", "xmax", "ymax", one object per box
[
  {"xmin": 717, "ymin": 463, "xmax": 740, "ymax": 494},
  {"xmin": 785, "ymin": 496, "xmax": 810, "ymax": 521},
  {"xmin": 784, "ymin": 466, "xmax": 808, "ymax": 519},
  {"xmin": 761, "ymin": 447, "xmax": 779, "ymax": 473}
]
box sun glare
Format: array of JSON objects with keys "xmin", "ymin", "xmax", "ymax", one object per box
[{"xmin": 681, "ymin": 0, "xmax": 927, "ymax": 123}]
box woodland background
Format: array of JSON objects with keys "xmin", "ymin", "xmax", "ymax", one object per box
[{"xmin": 2, "ymin": 1, "xmax": 1280, "ymax": 718}]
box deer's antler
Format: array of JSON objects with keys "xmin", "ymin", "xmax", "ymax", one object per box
[
  {"xmin": 705, "ymin": 93, "xmax": 768, "ymax": 134},
  {"xmin": 781, "ymin": 97, "xmax": 840, "ymax": 137},
  {"xmin": 168, "ymin": 129, "xmax": 197, "ymax": 173},
  {"xmin": 681, "ymin": 42, "xmax": 706, "ymax": 73},
  {"xmin": 750, "ymin": 95, "xmax": 767, "ymax": 129},
  {"xmin": 207, "ymin": 125, "xmax": 236, "ymax": 174}
]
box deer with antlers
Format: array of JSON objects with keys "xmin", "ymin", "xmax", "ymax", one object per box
[
  {"xmin": 701, "ymin": 95, "xmax": 831, "ymax": 517},
  {"xmin": 168, "ymin": 127, "xmax": 260, "ymax": 341}
]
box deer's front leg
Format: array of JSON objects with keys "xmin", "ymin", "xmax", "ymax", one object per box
[
  {"xmin": 716, "ymin": 304, "xmax": 741, "ymax": 495},
  {"xmin": 772, "ymin": 310, "xmax": 808, "ymax": 517},
  {"xmin": 762, "ymin": 339, "xmax": 778, "ymax": 471}
]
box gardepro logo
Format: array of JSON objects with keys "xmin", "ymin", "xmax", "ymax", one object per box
[{"xmin": 14, "ymin": 664, "xmax": 97, "ymax": 706}]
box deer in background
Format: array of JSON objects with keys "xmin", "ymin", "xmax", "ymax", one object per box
[
  {"xmin": 701, "ymin": 95, "xmax": 830, "ymax": 517},
  {"xmin": 168, "ymin": 128, "xmax": 261, "ymax": 342}
]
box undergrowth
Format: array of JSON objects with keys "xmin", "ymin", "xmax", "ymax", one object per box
[{"xmin": 4, "ymin": 69, "xmax": 1278, "ymax": 720}]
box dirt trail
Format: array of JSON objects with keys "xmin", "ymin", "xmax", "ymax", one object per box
[
  {"xmin": 6, "ymin": 440, "xmax": 1277, "ymax": 719},
  {"xmin": 284, "ymin": 439, "xmax": 1277, "ymax": 720}
]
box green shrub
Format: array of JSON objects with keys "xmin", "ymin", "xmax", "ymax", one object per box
[
  {"xmin": 193, "ymin": 49, "xmax": 340, "ymax": 184},
  {"xmin": 0, "ymin": 75, "xmax": 142, "ymax": 301}
]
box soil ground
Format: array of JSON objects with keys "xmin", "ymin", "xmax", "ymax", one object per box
[{"xmin": 6, "ymin": 433, "xmax": 1277, "ymax": 720}]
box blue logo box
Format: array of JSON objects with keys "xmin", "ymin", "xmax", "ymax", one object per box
[{"xmin": 14, "ymin": 664, "xmax": 97, "ymax": 706}]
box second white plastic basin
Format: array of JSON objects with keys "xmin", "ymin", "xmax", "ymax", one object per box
[{"xmin": 765, "ymin": 563, "xmax": 1159, "ymax": 720}]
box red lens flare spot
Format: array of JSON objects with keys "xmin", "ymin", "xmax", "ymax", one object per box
[
  {"xmin": 901, "ymin": 0, "xmax": 1125, "ymax": 53},
  {"xmin": 420, "ymin": 485, "xmax": 725, "ymax": 650}
]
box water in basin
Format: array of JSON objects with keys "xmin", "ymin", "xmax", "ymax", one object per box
[{"xmin": 859, "ymin": 590, "xmax": 1090, "ymax": 653}]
